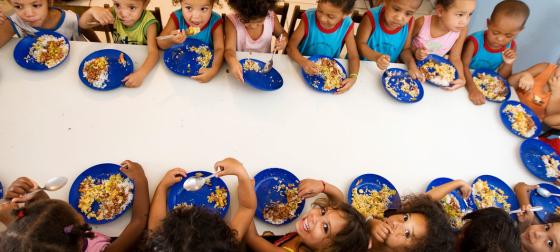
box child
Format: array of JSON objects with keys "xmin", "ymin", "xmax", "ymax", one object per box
[
  {"xmin": 245, "ymin": 178, "xmax": 370, "ymax": 251},
  {"xmin": 0, "ymin": 160, "xmax": 150, "ymax": 251},
  {"xmin": 0, "ymin": 0, "xmax": 80, "ymax": 48},
  {"xmin": 157, "ymin": 0, "xmax": 224, "ymax": 83},
  {"xmin": 509, "ymin": 59, "xmax": 560, "ymax": 130},
  {"xmin": 410, "ymin": 0, "xmax": 477, "ymax": 90},
  {"xmin": 79, "ymin": 0, "xmax": 160, "ymax": 88},
  {"xmin": 462, "ymin": 0, "xmax": 530, "ymax": 105},
  {"xmin": 286, "ymin": 0, "xmax": 360, "ymax": 94},
  {"xmin": 224, "ymin": 0, "xmax": 288, "ymax": 83},
  {"xmin": 355, "ymin": 0, "xmax": 423, "ymax": 81},
  {"xmin": 145, "ymin": 157, "xmax": 256, "ymax": 250}
]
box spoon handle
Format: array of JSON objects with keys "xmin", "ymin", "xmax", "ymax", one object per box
[
  {"xmin": 551, "ymin": 193, "xmax": 560, "ymax": 197},
  {"xmin": 509, "ymin": 206, "xmax": 544, "ymax": 214}
]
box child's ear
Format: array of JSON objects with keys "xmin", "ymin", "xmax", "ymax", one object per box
[
  {"xmin": 486, "ymin": 18, "xmax": 490, "ymax": 27},
  {"xmin": 435, "ymin": 5, "xmax": 444, "ymax": 16}
]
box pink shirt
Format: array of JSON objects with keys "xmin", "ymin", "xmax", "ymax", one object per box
[
  {"xmin": 227, "ymin": 11, "xmax": 275, "ymax": 53},
  {"xmin": 84, "ymin": 231, "xmax": 111, "ymax": 252},
  {"xmin": 412, "ymin": 15, "xmax": 460, "ymax": 56}
]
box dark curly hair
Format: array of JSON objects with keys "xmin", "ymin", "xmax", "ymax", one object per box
[
  {"xmin": 436, "ymin": 0, "xmax": 457, "ymax": 9},
  {"xmin": 142, "ymin": 206, "xmax": 240, "ymax": 252},
  {"xmin": 387, "ymin": 195, "xmax": 455, "ymax": 252},
  {"xmin": 0, "ymin": 199, "xmax": 92, "ymax": 252},
  {"xmin": 318, "ymin": 0, "xmax": 356, "ymax": 14},
  {"xmin": 227, "ymin": 0, "xmax": 277, "ymax": 22},
  {"xmin": 459, "ymin": 207, "xmax": 520, "ymax": 252},
  {"xmin": 490, "ymin": 0, "xmax": 530, "ymax": 28}
]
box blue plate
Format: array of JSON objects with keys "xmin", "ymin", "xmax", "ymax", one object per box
[
  {"xmin": 381, "ymin": 68, "xmax": 424, "ymax": 103},
  {"xmin": 68, "ymin": 163, "xmax": 134, "ymax": 225},
  {"xmin": 472, "ymin": 69, "xmax": 511, "ymax": 103},
  {"xmin": 164, "ymin": 38, "xmax": 213, "ymax": 77},
  {"xmin": 167, "ymin": 171, "xmax": 230, "ymax": 218},
  {"xmin": 13, "ymin": 30, "xmax": 70, "ymax": 71},
  {"xmin": 469, "ymin": 175, "xmax": 519, "ymax": 214},
  {"xmin": 521, "ymin": 139, "xmax": 560, "ymax": 182},
  {"xmin": 239, "ymin": 58, "xmax": 283, "ymax": 91},
  {"xmin": 254, "ymin": 168, "xmax": 305, "ymax": 225},
  {"xmin": 347, "ymin": 173, "xmax": 401, "ymax": 217},
  {"xmin": 426, "ymin": 177, "xmax": 471, "ymax": 229},
  {"xmin": 0, "ymin": 181, "xmax": 3, "ymax": 199},
  {"xmin": 78, "ymin": 49, "xmax": 134, "ymax": 91},
  {"xmin": 530, "ymin": 183, "xmax": 560, "ymax": 223},
  {"xmin": 500, "ymin": 100, "xmax": 542, "ymax": 139},
  {"xmin": 416, "ymin": 54, "xmax": 458, "ymax": 87},
  {"xmin": 302, "ymin": 55, "xmax": 347, "ymax": 93}
]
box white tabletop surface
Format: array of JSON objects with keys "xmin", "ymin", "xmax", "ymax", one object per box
[{"xmin": 0, "ymin": 39, "xmax": 538, "ymax": 236}]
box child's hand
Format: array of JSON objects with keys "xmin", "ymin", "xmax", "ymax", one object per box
[
  {"xmin": 414, "ymin": 47, "xmax": 428, "ymax": 61},
  {"xmin": 192, "ymin": 67, "xmax": 215, "ymax": 83},
  {"xmin": 171, "ymin": 29, "xmax": 187, "ymax": 45},
  {"xmin": 370, "ymin": 219, "xmax": 391, "ymax": 243},
  {"xmin": 375, "ymin": 55, "xmax": 390, "ymax": 71},
  {"xmin": 468, "ymin": 88, "xmax": 486, "ymax": 105},
  {"xmin": 456, "ymin": 180, "xmax": 472, "ymax": 199},
  {"xmin": 158, "ymin": 168, "xmax": 187, "ymax": 189},
  {"xmin": 90, "ymin": 8, "xmax": 114, "ymax": 26},
  {"xmin": 297, "ymin": 179, "xmax": 325, "ymax": 199},
  {"xmin": 502, "ymin": 49, "xmax": 517, "ymax": 65},
  {"xmin": 408, "ymin": 65, "xmax": 425, "ymax": 82},
  {"xmin": 445, "ymin": 79, "xmax": 466, "ymax": 91},
  {"xmin": 123, "ymin": 71, "xmax": 146, "ymax": 88},
  {"xmin": 518, "ymin": 72, "xmax": 535, "ymax": 91},
  {"xmin": 230, "ymin": 61, "xmax": 244, "ymax": 83},
  {"xmin": 517, "ymin": 204, "xmax": 536, "ymax": 226},
  {"xmin": 336, "ymin": 76, "xmax": 356, "ymax": 94},
  {"xmin": 274, "ymin": 35, "xmax": 287, "ymax": 52},
  {"xmin": 302, "ymin": 59, "xmax": 319, "ymax": 75},
  {"xmin": 548, "ymin": 75, "xmax": 560, "ymax": 92},
  {"xmin": 120, "ymin": 160, "xmax": 147, "ymax": 183},
  {"xmin": 5, "ymin": 177, "xmax": 37, "ymax": 202},
  {"xmin": 214, "ymin": 157, "xmax": 248, "ymax": 178}
]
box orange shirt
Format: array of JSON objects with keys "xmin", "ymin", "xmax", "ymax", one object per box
[{"xmin": 516, "ymin": 64, "xmax": 558, "ymax": 120}]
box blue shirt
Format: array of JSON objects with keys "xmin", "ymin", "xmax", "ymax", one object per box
[
  {"xmin": 171, "ymin": 10, "xmax": 222, "ymax": 47},
  {"xmin": 468, "ymin": 30, "xmax": 515, "ymax": 70},
  {"xmin": 297, "ymin": 9, "xmax": 354, "ymax": 58},
  {"xmin": 365, "ymin": 6, "xmax": 411, "ymax": 62}
]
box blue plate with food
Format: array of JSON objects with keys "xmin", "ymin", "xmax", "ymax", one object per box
[
  {"xmin": 416, "ymin": 54, "xmax": 458, "ymax": 88},
  {"xmin": 239, "ymin": 58, "xmax": 283, "ymax": 91},
  {"xmin": 347, "ymin": 173, "xmax": 400, "ymax": 219},
  {"xmin": 469, "ymin": 175, "xmax": 518, "ymax": 214},
  {"xmin": 0, "ymin": 180, "xmax": 3, "ymax": 199},
  {"xmin": 68, "ymin": 163, "xmax": 134, "ymax": 225},
  {"xmin": 301, "ymin": 55, "xmax": 347, "ymax": 93},
  {"xmin": 530, "ymin": 183, "xmax": 560, "ymax": 223},
  {"xmin": 520, "ymin": 139, "xmax": 560, "ymax": 182},
  {"xmin": 78, "ymin": 49, "xmax": 134, "ymax": 91},
  {"xmin": 167, "ymin": 171, "xmax": 230, "ymax": 218},
  {"xmin": 381, "ymin": 68, "xmax": 424, "ymax": 103},
  {"xmin": 426, "ymin": 177, "xmax": 470, "ymax": 230},
  {"xmin": 13, "ymin": 30, "xmax": 70, "ymax": 71},
  {"xmin": 500, "ymin": 100, "xmax": 542, "ymax": 139},
  {"xmin": 254, "ymin": 168, "xmax": 304, "ymax": 225},
  {"xmin": 472, "ymin": 69, "xmax": 511, "ymax": 103},
  {"xmin": 164, "ymin": 38, "xmax": 213, "ymax": 77}
]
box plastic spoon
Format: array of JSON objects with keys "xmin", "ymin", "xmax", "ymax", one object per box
[
  {"xmin": 183, "ymin": 167, "xmax": 223, "ymax": 191},
  {"xmin": 537, "ymin": 187, "xmax": 560, "ymax": 198},
  {"xmin": 509, "ymin": 206, "xmax": 544, "ymax": 214}
]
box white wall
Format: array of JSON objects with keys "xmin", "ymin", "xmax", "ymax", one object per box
[{"xmin": 468, "ymin": 0, "xmax": 560, "ymax": 71}]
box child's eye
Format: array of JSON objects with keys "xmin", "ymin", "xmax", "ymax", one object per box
[
  {"xmin": 185, "ymin": 6, "xmax": 192, "ymax": 11},
  {"xmin": 545, "ymin": 224, "xmax": 551, "ymax": 231},
  {"xmin": 115, "ymin": 3, "xmax": 120, "ymax": 7},
  {"xmin": 547, "ymin": 239, "xmax": 554, "ymax": 248},
  {"xmin": 403, "ymin": 213, "xmax": 410, "ymax": 221},
  {"xmin": 492, "ymin": 31, "xmax": 500, "ymax": 35},
  {"xmin": 405, "ymin": 230, "xmax": 411, "ymax": 239},
  {"xmin": 322, "ymin": 223, "xmax": 329, "ymax": 233},
  {"xmin": 33, "ymin": 4, "xmax": 41, "ymax": 8},
  {"xmin": 202, "ymin": 7, "xmax": 209, "ymax": 12}
]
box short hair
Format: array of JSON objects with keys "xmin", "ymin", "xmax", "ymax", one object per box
[
  {"xmin": 436, "ymin": 0, "xmax": 456, "ymax": 9},
  {"xmin": 318, "ymin": 0, "xmax": 356, "ymax": 14},
  {"xmin": 490, "ymin": 0, "xmax": 530, "ymax": 28},
  {"xmin": 460, "ymin": 207, "xmax": 520, "ymax": 252},
  {"xmin": 172, "ymin": 0, "xmax": 219, "ymax": 6},
  {"xmin": 227, "ymin": 0, "xmax": 278, "ymax": 22}
]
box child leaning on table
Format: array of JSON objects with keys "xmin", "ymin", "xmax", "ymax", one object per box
[
  {"xmin": 224, "ymin": 0, "xmax": 288, "ymax": 83},
  {"xmin": 0, "ymin": 0, "xmax": 81, "ymax": 48},
  {"xmin": 462, "ymin": 0, "xmax": 530, "ymax": 105},
  {"xmin": 79, "ymin": 0, "xmax": 160, "ymax": 88},
  {"xmin": 156, "ymin": 0, "xmax": 224, "ymax": 83},
  {"xmin": 286, "ymin": 0, "xmax": 360, "ymax": 94},
  {"xmin": 0, "ymin": 160, "xmax": 150, "ymax": 252},
  {"xmin": 144, "ymin": 157, "xmax": 256, "ymax": 251}
]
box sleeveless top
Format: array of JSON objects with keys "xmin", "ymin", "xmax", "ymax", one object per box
[
  {"xmin": 467, "ymin": 30, "xmax": 515, "ymax": 70},
  {"xmin": 517, "ymin": 64, "xmax": 557, "ymax": 120},
  {"xmin": 297, "ymin": 9, "xmax": 354, "ymax": 58},
  {"xmin": 8, "ymin": 8, "xmax": 80, "ymax": 40},
  {"xmin": 171, "ymin": 10, "xmax": 222, "ymax": 47},
  {"xmin": 227, "ymin": 11, "xmax": 275, "ymax": 53},
  {"xmin": 412, "ymin": 15, "xmax": 460, "ymax": 56},
  {"xmin": 364, "ymin": 5, "xmax": 412, "ymax": 62}
]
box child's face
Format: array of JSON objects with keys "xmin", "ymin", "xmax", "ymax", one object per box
[
  {"xmin": 382, "ymin": 213, "xmax": 428, "ymax": 250},
  {"xmin": 382, "ymin": 0, "xmax": 420, "ymax": 30},
  {"xmin": 315, "ymin": 1, "xmax": 346, "ymax": 30},
  {"xmin": 295, "ymin": 205, "xmax": 348, "ymax": 250},
  {"xmin": 521, "ymin": 223, "xmax": 560, "ymax": 252},
  {"xmin": 113, "ymin": 0, "xmax": 146, "ymax": 27},
  {"xmin": 240, "ymin": 16, "xmax": 265, "ymax": 30},
  {"xmin": 10, "ymin": 0, "xmax": 49, "ymax": 27},
  {"xmin": 181, "ymin": 0, "xmax": 213, "ymax": 28},
  {"xmin": 486, "ymin": 15, "xmax": 523, "ymax": 49},
  {"xmin": 437, "ymin": 0, "xmax": 476, "ymax": 32}
]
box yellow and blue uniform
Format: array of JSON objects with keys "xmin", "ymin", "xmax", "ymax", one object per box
[
  {"xmin": 297, "ymin": 9, "xmax": 354, "ymax": 58},
  {"xmin": 467, "ymin": 30, "xmax": 516, "ymax": 70},
  {"xmin": 364, "ymin": 6, "xmax": 412, "ymax": 62},
  {"xmin": 171, "ymin": 10, "xmax": 222, "ymax": 47}
]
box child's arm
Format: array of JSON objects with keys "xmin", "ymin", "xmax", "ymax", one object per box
[
  {"xmin": 545, "ymin": 75, "xmax": 560, "ymax": 129},
  {"xmin": 147, "ymin": 168, "xmax": 187, "ymax": 232},
  {"xmin": 409, "ymin": 16, "xmax": 428, "ymax": 61},
  {"xmin": 446, "ymin": 27, "xmax": 469, "ymax": 90},
  {"xmin": 462, "ymin": 39, "xmax": 486, "ymax": 105},
  {"xmin": 298, "ymin": 179, "xmax": 345, "ymax": 203},
  {"xmin": 508, "ymin": 63, "xmax": 547, "ymax": 90},
  {"xmin": 214, "ymin": 158, "xmax": 256, "ymax": 241},
  {"xmin": 245, "ymin": 220, "xmax": 286, "ymax": 252},
  {"xmin": 223, "ymin": 17, "xmax": 244, "ymax": 83},
  {"xmin": 78, "ymin": 6, "xmax": 114, "ymax": 29},
  {"xmin": 497, "ymin": 48, "xmax": 516, "ymax": 78},
  {"xmin": 272, "ymin": 15, "xmax": 288, "ymax": 52},
  {"xmin": 355, "ymin": 14, "xmax": 390, "ymax": 70},
  {"xmin": 514, "ymin": 182, "xmax": 539, "ymax": 232},
  {"xmin": 123, "ymin": 23, "xmax": 160, "ymax": 87},
  {"xmin": 400, "ymin": 20, "xmax": 424, "ymax": 82},
  {"xmin": 105, "ymin": 160, "xmax": 150, "ymax": 252},
  {"xmin": 336, "ymin": 28, "xmax": 360, "ymax": 94},
  {"xmin": 192, "ymin": 22, "xmax": 224, "ymax": 83},
  {"xmin": 157, "ymin": 16, "xmax": 187, "ymax": 50},
  {"xmin": 286, "ymin": 19, "xmax": 318, "ymax": 75},
  {"xmin": 0, "ymin": 21, "xmax": 15, "ymax": 49},
  {"xmin": 426, "ymin": 179, "xmax": 471, "ymax": 201}
]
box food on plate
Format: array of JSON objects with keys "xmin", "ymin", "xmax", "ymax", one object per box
[
  {"xmin": 78, "ymin": 174, "xmax": 133, "ymax": 221},
  {"xmin": 351, "ymin": 184, "xmax": 397, "ymax": 219}
]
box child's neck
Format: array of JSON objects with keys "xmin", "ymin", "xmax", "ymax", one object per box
[{"xmin": 430, "ymin": 15, "xmax": 451, "ymax": 38}]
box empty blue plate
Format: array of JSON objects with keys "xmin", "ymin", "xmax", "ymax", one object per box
[
  {"xmin": 348, "ymin": 173, "xmax": 401, "ymax": 218},
  {"xmin": 239, "ymin": 58, "xmax": 283, "ymax": 91},
  {"xmin": 13, "ymin": 30, "xmax": 70, "ymax": 71},
  {"xmin": 469, "ymin": 175, "xmax": 519, "ymax": 214},
  {"xmin": 530, "ymin": 183, "xmax": 560, "ymax": 223},
  {"xmin": 164, "ymin": 38, "xmax": 213, "ymax": 77},
  {"xmin": 78, "ymin": 49, "xmax": 134, "ymax": 91},
  {"xmin": 167, "ymin": 171, "xmax": 230, "ymax": 218},
  {"xmin": 416, "ymin": 54, "xmax": 458, "ymax": 87},
  {"xmin": 381, "ymin": 68, "xmax": 424, "ymax": 103},
  {"xmin": 302, "ymin": 55, "xmax": 347, "ymax": 93},
  {"xmin": 500, "ymin": 100, "xmax": 542, "ymax": 139},
  {"xmin": 472, "ymin": 69, "xmax": 511, "ymax": 103},
  {"xmin": 521, "ymin": 139, "xmax": 560, "ymax": 182}
]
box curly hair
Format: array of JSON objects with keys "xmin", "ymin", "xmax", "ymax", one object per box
[
  {"xmin": 490, "ymin": 0, "xmax": 530, "ymax": 28},
  {"xmin": 318, "ymin": 0, "xmax": 356, "ymax": 14},
  {"xmin": 227, "ymin": 0, "xmax": 277, "ymax": 22},
  {"xmin": 0, "ymin": 199, "xmax": 91, "ymax": 252},
  {"xmin": 142, "ymin": 206, "xmax": 240, "ymax": 252},
  {"xmin": 172, "ymin": 0, "xmax": 219, "ymax": 6},
  {"xmin": 459, "ymin": 207, "xmax": 520, "ymax": 252},
  {"xmin": 387, "ymin": 195, "xmax": 455, "ymax": 252}
]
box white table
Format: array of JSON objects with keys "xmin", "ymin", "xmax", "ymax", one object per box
[{"xmin": 0, "ymin": 39, "xmax": 538, "ymax": 236}]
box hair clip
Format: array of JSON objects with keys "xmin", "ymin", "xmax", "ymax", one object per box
[
  {"xmin": 64, "ymin": 224, "xmax": 74, "ymax": 234},
  {"xmin": 16, "ymin": 209, "xmax": 26, "ymax": 219}
]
